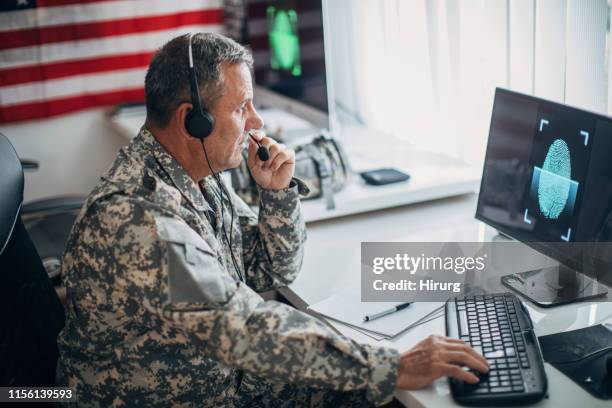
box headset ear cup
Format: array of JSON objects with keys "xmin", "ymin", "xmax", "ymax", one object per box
[
  {"xmin": 185, "ymin": 109, "xmax": 214, "ymax": 140},
  {"xmin": 184, "ymin": 109, "xmax": 196, "ymax": 138},
  {"xmin": 202, "ymin": 110, "xmax": 215, "ymax": 137}
]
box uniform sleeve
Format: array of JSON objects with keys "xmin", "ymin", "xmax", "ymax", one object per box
[
  {"xmin": 236, "ymin": 179, "xmax": 307, "ymax": 292},
  {"xmin": 95, "ymin": 198, "xmax": 398, "ymax": 406}
]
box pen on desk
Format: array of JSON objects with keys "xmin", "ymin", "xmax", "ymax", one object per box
[{"xmin": 363, "ymin": 302, "xmax": 413, "ymax": 322}]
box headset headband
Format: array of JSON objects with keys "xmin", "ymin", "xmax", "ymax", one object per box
[{"xmin": 188, "ymin": 33, "xmax": 204, "ymax": 114}]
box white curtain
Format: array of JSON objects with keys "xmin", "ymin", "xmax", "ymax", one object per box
[{"xmin": 327, "ymin": 0, "xmax": 610, "ymax": 165}]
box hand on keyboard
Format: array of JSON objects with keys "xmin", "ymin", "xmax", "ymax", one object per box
[
  {"xmin": 395, "ymin": 335, "xmax": 489, "ymax": 390},
  {"xmin": 445, "ymin": 294, "xmax": 548, "ymax": 404}
]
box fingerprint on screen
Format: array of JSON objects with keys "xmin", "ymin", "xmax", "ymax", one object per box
[{"xmin": 538, "ymin": 139, "xmax": 571, "ymax": 219}]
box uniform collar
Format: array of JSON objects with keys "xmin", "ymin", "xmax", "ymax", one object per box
[{"xmin": 136, "ymin": 127, "xmax": 211, "ymax": 212}]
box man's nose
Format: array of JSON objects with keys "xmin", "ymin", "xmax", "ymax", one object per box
[{"xmin": 247, "ymin": 108, "xmax": 264, "ymax": 131}]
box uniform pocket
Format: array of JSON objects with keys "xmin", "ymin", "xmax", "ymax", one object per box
[{"xmin": 155, "ymin": 216, "xmax": 236, "ymax": 308}]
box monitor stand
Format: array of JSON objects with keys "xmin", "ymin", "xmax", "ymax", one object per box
[{"xmin": 501, "ymin": 264, "xmax": 608, "ymax": 307}]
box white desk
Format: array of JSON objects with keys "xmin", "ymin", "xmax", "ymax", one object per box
[{"xmin": 279, "ymin": 193, "xmax": 612, "ymax": 408}]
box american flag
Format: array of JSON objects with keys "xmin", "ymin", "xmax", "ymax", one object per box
[{"xmin": 0, "ymin": 0, "xmax": 225, "ymax": 123}]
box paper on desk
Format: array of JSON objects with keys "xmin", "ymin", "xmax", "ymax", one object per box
[
  {"xmin": 308, "ymin": 284, "xmax": 444, "ymax": 338},
  {"xmin": 324, "ymin": 307, "xmax": 445, "ymax": 341}
]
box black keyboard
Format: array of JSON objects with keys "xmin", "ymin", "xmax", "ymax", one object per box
[{"xmin": 445, "ymin": 293, "xmax": 547, "ymax": 405}]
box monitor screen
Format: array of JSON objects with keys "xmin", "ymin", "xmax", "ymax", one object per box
[
  {"xmin": 476, "ymin": 88, "xmax": 612, "ymax": 272},
  {"xmin": 246, "ymin": 0, "xmax": 329, "ymax": 113}
]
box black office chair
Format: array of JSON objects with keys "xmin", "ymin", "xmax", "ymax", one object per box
[{"xmin": 0, "ymin": 132, "xmax": 65, "ymax": 387}]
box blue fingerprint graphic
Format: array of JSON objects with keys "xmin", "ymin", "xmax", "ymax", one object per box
[{"xmin": 538, "ymin": 139, "xmax": 571, "ymax": 219}]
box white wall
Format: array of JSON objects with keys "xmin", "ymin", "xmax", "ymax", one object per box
[
  {"xmin": 0, "ymin": 108, "xmax": 128, "ymax": 203},
  {"xmin": 565, "ymin": 0, "xmax": 607, "ymax": 113}
]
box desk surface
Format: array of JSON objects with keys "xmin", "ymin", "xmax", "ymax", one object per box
[{"xmin": 280, "ymin": 193, "xmax": 612, "ymax": 408}]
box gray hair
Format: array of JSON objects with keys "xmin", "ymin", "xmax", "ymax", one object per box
[{"xmin": 144, "ymin": 32, "xmax": 254, "ymax": 128}]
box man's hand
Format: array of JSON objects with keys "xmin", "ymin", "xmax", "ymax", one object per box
[
  {"xmin": 395, "ymin": 335, "xmax": 489, "ymax": 390},
  {"xmin": 247, "ymin": 131, "xmax": 295, "ymax": 190}
]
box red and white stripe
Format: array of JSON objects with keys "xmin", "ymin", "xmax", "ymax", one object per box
[{"xmin": 0, "ymin": 0, "xmax": 224, "ymax": 123}]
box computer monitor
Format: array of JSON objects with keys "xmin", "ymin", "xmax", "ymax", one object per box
[
  {"xmin": 476, "ymin": 88, "xmax": 610, "ymax": 306},
  {"xmin": 245, "ymin": 0, "xmax": 332, "ymax": 130}
]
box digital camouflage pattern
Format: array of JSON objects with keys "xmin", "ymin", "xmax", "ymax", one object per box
[{"xmin": 57, "ymin": 128, "xmax": 399, "ymax": 407}]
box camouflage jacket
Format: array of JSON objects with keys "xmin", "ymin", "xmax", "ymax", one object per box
[{"xmin": 57, "ymin": 128, "xmax": 399, "ymax": 407}]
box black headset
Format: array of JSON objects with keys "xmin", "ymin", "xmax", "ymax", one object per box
[
  {"xmin": 185, "ymin": 33, "xmax": 215, "ymax": 140},
  {"xmin": 185, "ymin": 33, "xmax": 269, "ymax": 161},
  {"xmin": 184, "ymin": 33, "xmax": 244, "ymax": 283}
]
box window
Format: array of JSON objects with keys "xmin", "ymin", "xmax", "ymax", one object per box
[{"xmin": 328, "ymin": 0, "xmax": 609, "ymax": 166}]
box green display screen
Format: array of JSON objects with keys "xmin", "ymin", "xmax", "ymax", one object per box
[{"xmin": 267, "ymin": 6, "xmax": 302, "ymax": 76}]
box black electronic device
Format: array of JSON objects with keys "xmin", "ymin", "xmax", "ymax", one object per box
[
  {"xmin": 476, "ymin": 88, "xmax": 611, "ymax": 306},
  {"xmin": 446, "ymin": 293, "xmax": 548, "ymax": 405},
  {"xmin": 360, "ymin": 168, "xmax": 410, "ymax": 186},
  {"xmin": 249, "ymin": 132, "xmax": 270, "ymax": 162},
  {"xmin": 185, "ymin": 33, "xmax": 215, "ymax": 141},
  {"xmin": 538, "ymin": 324, "xmax": 612, "ymax": 399},
  {"xmin": 246, "ymin": 0, "xmax": 330, "ymax": 114}
]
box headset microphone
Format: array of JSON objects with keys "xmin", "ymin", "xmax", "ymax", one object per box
[{"xmin": 249, "ymin": 132, "xmax": 270, "ymax": 162}]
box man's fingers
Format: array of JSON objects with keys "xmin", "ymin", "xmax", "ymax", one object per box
[
  {"xmin": 441, "ymin": 364, "xmax": 480, "ymax": 384},
  {"xmin": 249, "ymin": 130, "xmax": 265, "ymax": 142},
  {"xmin": 268, "ymin": 146, "xmax": 292, "ymax": 171},
  {"xmin": 263, "ymin": 142, "xmax": 281, "ymax": 167},
  {"xmin": 247, "ymin": 131, "xmax": 270, "ymax": 168},
  {"xmin": 247, "ymin": 137, "xmax": 260, "ymax": 167},
  {"xmin": 441, "ymin": 350, "xmax": 489, "ymax": 374},
  {"xmin": 445, "ymin": 337, "xmax": 468, "ymax": 344},
  {"xmin": 443, "ymin": 343, "xmax": 488, "ymax": 370},
  {"xmin": 258, "ymin": 134, "xmax": 274, "ymax": 147}
]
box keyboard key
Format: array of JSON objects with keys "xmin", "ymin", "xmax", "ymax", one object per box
[
  {"xmin": 485, "ymin": 350, "xmax": 504, "ymax": 358},
  {"xmin": 490, "ymin": 386, "xmax": 512, "ymax": 393},
  {"xmin": 458, "ymin": 310, "xmax": 469, "ymax": 335}
]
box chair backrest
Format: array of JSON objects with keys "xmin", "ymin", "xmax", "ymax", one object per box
[
  {"xmin": 0, "ymin": 132, "xmax": 65, "ymax": 386},
  {"xmin": 0, "ymin": 133, "xmax": 23, "ymax": 254}
]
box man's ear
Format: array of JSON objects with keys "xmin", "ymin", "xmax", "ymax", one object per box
[{"xmin": 174, "ymin": 102, "xmax": 193, "ymax": 139}]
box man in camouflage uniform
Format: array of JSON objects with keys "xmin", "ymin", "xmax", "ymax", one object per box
[{"xmin": 58, "ymin": 33, "xmax": 488, "ymax": 407}]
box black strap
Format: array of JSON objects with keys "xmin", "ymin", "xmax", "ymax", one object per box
[{"xmin": 304, "ymin": 144, "xmax": 335, "ymax": 210}]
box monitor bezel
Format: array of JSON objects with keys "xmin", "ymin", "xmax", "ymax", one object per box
[
  {"xmin": 249, "ymin": 0, "xmax": 337, "ymax": 134},
  {"xmin": 475, "ymin": 87, "xmax": 612, "ymax": 279}
]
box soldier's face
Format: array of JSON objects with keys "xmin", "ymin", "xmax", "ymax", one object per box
[{"xmin": 206, "ymin": 62, "xmax": 263, "ymax": 171}]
